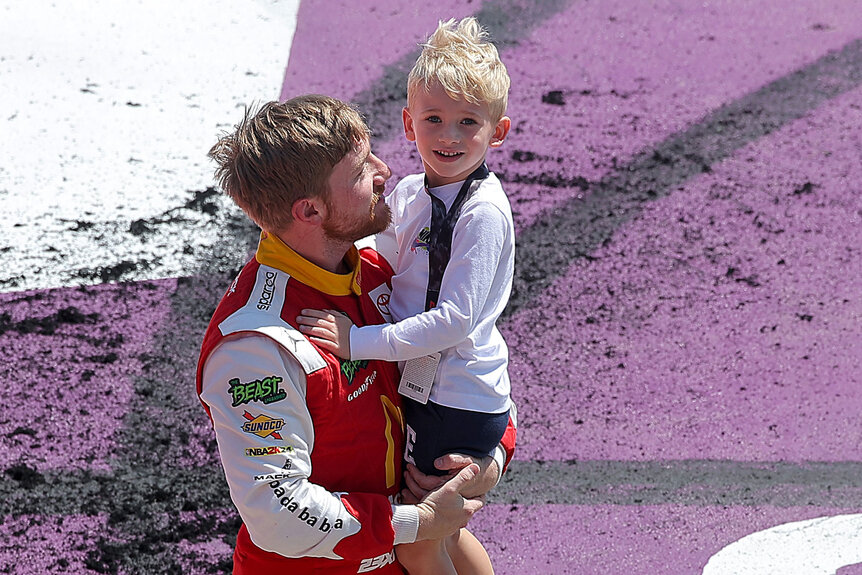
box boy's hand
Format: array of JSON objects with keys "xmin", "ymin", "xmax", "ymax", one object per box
[{"xmin": 296, "ymin": 309, "xmax": 353, "ymax": 358}]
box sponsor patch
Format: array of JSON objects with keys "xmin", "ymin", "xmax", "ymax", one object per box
[
  {"xmin": 254, "ymin": 472, "xmax": 295, "ymax": 482},
  {"xmin": 229, "ymin": 375, "xmax": 286, "ymax": 407},
  {"xmin": 358, "ymin": 550, "xmax": 396, "ymax": 573},
  {"xmin": 367, "ymin": 282, "xmax": 393, "ymax": 323},
  {"xmin": 257, "ymin": 270, "xmax": 277, "ymax": 311},
  {"xmin": 268, "ymin": 480, "xmax": 344, "ymax": 532},
  {"xmin": 347, "ymin": 370, "xmax": 378, "ymax": 402},
  {"xmin": 244, "ymin": 445, "xmax": 294, "ymax": 457},
  {"xmin": 241, "ymin": 411, "xmax": 284, "ymax": 440},
  {"xmin": 411, "ymin": 227, "xmax": 430, "ymax": 253},
  {"xmin": 340, "ymin": 358, "xmax": 369, "ymax": 385}
]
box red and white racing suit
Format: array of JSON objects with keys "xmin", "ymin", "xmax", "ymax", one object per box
[{"xmin": 197, "ymin": 231, "xmax": 515, "ymax": 573}]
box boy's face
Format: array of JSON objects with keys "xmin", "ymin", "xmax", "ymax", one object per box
[{"xmin": 403, "ymin": 82, "xmax": 510, "ymax": 188}]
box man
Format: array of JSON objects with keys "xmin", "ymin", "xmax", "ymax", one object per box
[{"xmin": 197, "ymin": 95, "xmax": 514, "ymax": 573}]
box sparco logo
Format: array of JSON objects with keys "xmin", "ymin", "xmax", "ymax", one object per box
[{"xmin": 257, "ymin": 271, "xmax": 277, "ymax": 310}]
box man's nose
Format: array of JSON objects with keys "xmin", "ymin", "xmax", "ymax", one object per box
[{"xmin": 371, "ymin": 153, "xmax": 391, "ymax": 181}]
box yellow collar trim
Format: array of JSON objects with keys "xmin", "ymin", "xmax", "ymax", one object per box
[{"xmin": 255, "ymin": 231, "xmax": 362, "ymax": 296}]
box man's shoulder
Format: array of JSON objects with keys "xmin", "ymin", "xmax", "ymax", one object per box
[{"xmin": 358, "ymin": 247, "xmax": 396, "ymax": 289}]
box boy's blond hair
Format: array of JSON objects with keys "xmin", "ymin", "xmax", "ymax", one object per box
[
  {"xmin": 209, "ymin": 95, "xmax": 370, "ymax": 233},
  {"xmin": 407, "ymin": 17, "xmax": 510, "ymax": 121}
]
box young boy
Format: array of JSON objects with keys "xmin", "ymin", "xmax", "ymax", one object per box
[{"xmin": 298, "ymin": 17, "xmax": 514, "ymax": 575}]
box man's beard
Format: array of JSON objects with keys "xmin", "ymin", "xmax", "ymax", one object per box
[{"xmin": 322, "ymin": 185, "xmax": 391, "ymax": 243}]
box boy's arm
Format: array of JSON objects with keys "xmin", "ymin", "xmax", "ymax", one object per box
[{"xmin": 350, "ymin": 201, "xmax": 513, "ymax": 361}]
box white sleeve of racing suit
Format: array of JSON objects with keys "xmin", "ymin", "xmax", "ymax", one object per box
[{"xmin": 200, "ymin": 333, "xmax": 419, "ymax": 559}]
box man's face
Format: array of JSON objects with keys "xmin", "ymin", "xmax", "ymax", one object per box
[
  {"xmin": 322, "ymin": 137, "xmax": 392, "ymax": 243},
  {"xmin": 403, "ymin": 81, "xmax": 509, "ymax": 188}
]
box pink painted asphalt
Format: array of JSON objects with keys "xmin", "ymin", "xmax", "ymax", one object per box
[
  {"xmin": 2, "ymin": 1, "xmax": 861, "ymax": 573},
  {"xmin": 0, "ymin": 281, "xmax": 176, "ymax": 472},
  {"xmin": 283, "ymin": 2, "xmax": 862, "ymax": 462},
  {"xmin": 472, "ymin": 504, "xmax": 862, "ymax": 574},
  {"xmin": 282, "ymin": 1, "xmax": 862, "ymax": 572}
]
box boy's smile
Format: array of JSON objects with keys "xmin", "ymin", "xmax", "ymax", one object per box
[{"xmin": 403, "ymin": 82, "xmax": 510, "ymax": 188}]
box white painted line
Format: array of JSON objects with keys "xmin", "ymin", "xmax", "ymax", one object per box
[
  {"xmin": 0, "ymin": 0, "xmax": 300, "ymax": 291},
  {"xmin": 703, "ymin": 514, "xmax": 862, "ymax": 575}
]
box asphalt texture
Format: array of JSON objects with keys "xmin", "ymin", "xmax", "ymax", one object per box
[{"xmin": 2, "ymin": 1, "xmax": 862, "ymax": 574}]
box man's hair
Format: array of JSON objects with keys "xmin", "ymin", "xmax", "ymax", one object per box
[
  {"xmin": 208, "ymin": 95, "xmax": 370, "ymax": 232},
  {"xmin": 407, "ymin": 17, "xmax": 510, "ymax": 121}
]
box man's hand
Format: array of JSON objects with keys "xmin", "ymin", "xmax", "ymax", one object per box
[
  {"xmin": 414, "ymin": 463, "xmax": 484, "ymax": 542},
  {"xmin": 401, "ymin": 454, "xmax": 501, "ymax": 503},
  {"xmin": 296, "ymin": 309, "xmax": 353, "ymax": 358}
]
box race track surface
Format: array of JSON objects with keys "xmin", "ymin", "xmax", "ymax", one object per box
[{"xmin": 2, "ymin": 1, "xmax": 862, "ymax": 573}]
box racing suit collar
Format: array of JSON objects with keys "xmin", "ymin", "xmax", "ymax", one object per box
[{"xmin": 255, "ymin": 231, "xmax": 362, "ymax": 296}]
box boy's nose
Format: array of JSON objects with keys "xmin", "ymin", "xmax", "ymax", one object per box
[{"xmin": 440, "ymin": 125, "xmax": 460, "ymax": 144}]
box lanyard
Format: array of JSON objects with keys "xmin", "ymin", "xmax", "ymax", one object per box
[{"xmin": 424, "ymin": 162, "xmax": 490, "ymax": 311}]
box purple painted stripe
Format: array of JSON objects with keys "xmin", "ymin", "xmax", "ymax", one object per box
[
  {"xmin": 503, "ymin": 85, "xmax": 862, "ymax": 462},
  {"xmin": 0, "ymin": 280, "xmax": 177, "ymax": 471},
  {"xmin": 0, "ymin": 508, "xmax": 238, "ymax": 575},
  {"xmin": 0, "ymin": 513, "xmax": 109, "ymax": 574},
  {"xmin": 280, "ymin": 0, "xmax": 862, "ymax": 464},
  {"xmin": 470, "ymin": 503, "xmax": 862, "ymax": 575},
  {"xmin": 282, "ymin": 1, "xmax": 861, "ymax": 229},
  {"xmin": 281, "ymin": 0, "xmax": 475, "ymax": 103}
]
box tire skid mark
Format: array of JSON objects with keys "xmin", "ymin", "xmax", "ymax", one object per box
[{"xmin": 505, "ymin": 38, "xmax": 862, "ymax": 317}]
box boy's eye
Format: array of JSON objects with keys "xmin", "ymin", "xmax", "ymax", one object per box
[
  {"xmin": 426, "ymin": 116, "xmax": 441, "ymax": 123},
  {"xmin": 461, "ymin": 118, "xmax": 477, "ymax": 125}
]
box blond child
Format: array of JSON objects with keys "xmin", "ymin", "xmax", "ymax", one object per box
[{"xmin": 299, "ymin": 18, "xmax": 514, "ymax": 575}]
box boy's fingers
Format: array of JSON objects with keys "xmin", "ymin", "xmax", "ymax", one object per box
[
  {"xmin": 402, "ymin": 468, "xmax": 427, "ymax": 500},
  {"xmin": 434, "ymin": 453, "xmax": 475, "ymax": 472},
  {"xmin": 405, "ymin": 463, "xmax": 448, "ymax": 491},
  {"xmin": 300, "ymin": 308, "xmax": 335, "ymax": 320},
  {"xmin": 399, "ymin": 487, "xmax": 419, "ymax": 504},
  {"xmin": 297, "ymin": 324, "xmax": 329, "ymax": 337}
]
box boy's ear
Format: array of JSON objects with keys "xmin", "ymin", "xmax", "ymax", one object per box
[
  {"xmin": 291, "ymin": 196, "xmax": 326, "ymax": 226},
  {"xmin": 402, "ymin": 107, "xmax": 417, "ymax": 142},
  {"xmin": 489, "ymin": 116, "xmax": 511, "ymax": 148}
]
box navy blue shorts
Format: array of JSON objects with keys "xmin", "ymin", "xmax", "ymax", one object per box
[{"xmin": 402, "ymin": 397, "xmax": 509, "ymax": 476}]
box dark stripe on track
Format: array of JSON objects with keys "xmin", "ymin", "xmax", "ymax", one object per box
[
  {"xmin": 6, "ymin": 459, "xmax": 862, "ymax": 518},
  {"xmin": 493, "ymin": 460, "xmax": 862, "ymax": 507},
  {"xmin": 504, "ymin": 38, "xmax": 862, "ymax": 316}
]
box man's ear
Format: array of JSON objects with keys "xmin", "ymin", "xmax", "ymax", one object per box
[
  {"xmin": 291, "ymin": 196, "xmax": 326, "ymax": 226},
  {"xmin": 489, "ymin": 116, "xmax": 511, "ymax": 148},
  {"xmin": 402, "ymin": 107, "xmax": 416, "ymax": 142}
]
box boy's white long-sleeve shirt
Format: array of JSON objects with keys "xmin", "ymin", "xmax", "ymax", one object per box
[{"xmin": 350, "ymin": 172, "xmax": 513, "ymax": 414}]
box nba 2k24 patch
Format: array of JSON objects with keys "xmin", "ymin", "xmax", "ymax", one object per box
[{"xmin": 244, "ymin": 445, "xmax": 294, "ymax": 457}]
